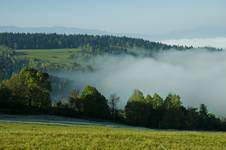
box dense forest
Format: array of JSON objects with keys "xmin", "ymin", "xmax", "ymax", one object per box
[{"xmin": 0, "ymin": 33, "xmax": 192, "ymax": 53}]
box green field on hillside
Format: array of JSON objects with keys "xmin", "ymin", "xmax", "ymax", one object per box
[
  {"xmin": 0, "ymin": 122, "xmax": 226, "ymax": 150},
  {"xmin": 16, "ymin": 48, "xmax": 80, "ymax": 65},
  {"xmin": 15, "ymin": 48, "xmax": 93, "ymax": 71}
]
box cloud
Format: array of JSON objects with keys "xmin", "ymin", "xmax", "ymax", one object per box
[
  {"xmin": 56, "ymin": 49, "xmax": 226, "ymax": 116},
  {"xmin": 161, "ymin": 37, "xmax": 226, "ymax": 49}
]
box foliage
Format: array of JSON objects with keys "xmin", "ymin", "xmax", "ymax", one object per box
[
  {"xmin": 125, "ymin": 90, "xmax": 226, "ymax": 130},
  {"xmin": 199, "ymin": 104, "xmax": 208, "ymax": 116},
  {"xmin": 57, "ymin": 85, "xmax": 111, "ymax": 119},
  {"xmin": 68, "ymin": 89, "xmax": 82, "ymax": 111},
  {"xmin": 0, "ymin": 45, "xmax": 17, "ymax": 80},
  {"xmin": 108, "ymin": 93, "xmax": 120, "ymax": 120},
  {"xmin": 125, "ymin": 89, "xmax": 150, "ymax": 126},
  {"xmin": 0, "ymin": 33, "xmax": 191, "ymax": 54},
  {"xmin": 145, "ymin": 93, "xmax": 164, "ymax": 128},
  {"xmin": 159, "ymin": 94, "xmax": 183, "ymax": 129},
  {"xmin": 127, "ymin": 89, "xmax": 145, "ymax": 102},
  {"xmin": 0, "ymin": 83, "xmax": 12, "ymax": 105},
  {"xmin": 80, "ymin": 85, "xmax": 110, "ymax": 119},
  {"xmin": 146, "ymin": 93, "xmax": 164, "ymax": 109},
  {"xmin": 2, "ymin": 68, "xmax": 51, "ymax": 108}
]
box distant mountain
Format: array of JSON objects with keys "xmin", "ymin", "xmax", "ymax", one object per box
[
  {"xmin": 1, "ymin": 26, "xmax": 226, "ymax": 41},
  {"xmin": 0, "ymin": 26, "xmax": 109, "ymax": 35}
]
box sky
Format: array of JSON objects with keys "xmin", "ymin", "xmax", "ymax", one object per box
[{"xmin": 0, "ymin": 0, "xmax": 226, "ymax": 35}]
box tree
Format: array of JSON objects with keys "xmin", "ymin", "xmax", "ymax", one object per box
[
  {"xmin": 80, "ymin": 85, "xmax": 110, "ymax": 119},
  {"xmin": 68, "ymin": 89, "xmax": 83, "ymax": 112},
  {"xmin": 0, "ymin": 45, "xmax": 16, "ymax": 80},
  {"xmin": 127, "ymin": 89, "xmax": 145, "ymax": 103},
  {"xmin": 159, "ymin": 94, "xmax": 183, "ymax": 129},
  {"xmin": 199, "ymin": 104, "xmax": 208, "ymax": 116},
  {"xmin": 108, "ymin": 93, "xmax": 120, "ymax": 120},
  {"xmin": 183, "ymin": 107, "xmax": 200, "ymax": 130},
  {"xmin": 146, "ymin": 93, "xmax": 164, "ymax": 109},
  {"xmin": 125, "ymin": 89, "xmax": 149, "ymax": 126},
  {"xmin": 198, "ymin": 104, "xmax": 209, "ymax": 129},
  {"xmin": 0, "ymin": 83, "xmax": 12, "ymax": 107},
  {"xmin": 163, "ymin": 94, "xmax": 182, "ymax": 110},
  {"xmin": 3, "ymin": 68, "xmax": 51, "ymax": 108},
  {"xmin": 145, "ymin": 93, "xmax": 164, "ymax": 128}
]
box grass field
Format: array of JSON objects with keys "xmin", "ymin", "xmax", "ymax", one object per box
[
  {"xmin": 0, "ymin": 121, "xmax": 226, "ymax": 150},
  {"xmin": 16, "ymin": 48, "xmax": 80, "ymax": 65}
]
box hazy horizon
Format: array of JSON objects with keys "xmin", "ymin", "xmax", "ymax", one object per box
[{"xmin": 1, "ymin": 0, "xmax": 226, "ymax": 35}]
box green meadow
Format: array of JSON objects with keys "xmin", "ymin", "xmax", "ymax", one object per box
[
  {"xmin": 0, "ymin": 121, "xmax": 226, "ymax": 150},
  {"xmin": 16, "ymin": 48, "xmax": 80, "ymax": 65}
]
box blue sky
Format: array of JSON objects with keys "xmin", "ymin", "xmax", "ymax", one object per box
[{"xmin": 0, "ymin": 0, "xmax": 226, "ymax": 35}]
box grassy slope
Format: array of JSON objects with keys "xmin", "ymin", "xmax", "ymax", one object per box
[
  {"xmin": 0, "ymin": 122, "xmax": 226, "ymax": 150},
  {"xmin": 16, "ymin": 48, "xmax": 80, "ymax": 65}
]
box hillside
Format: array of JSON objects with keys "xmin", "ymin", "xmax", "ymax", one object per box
[
  {"xmin": 0, "ymin": 32, "xmax": 194, "ymax": 73},
  {"xmin": 0, "ymin": 33, "xmax": 191, "ymax": 53}
]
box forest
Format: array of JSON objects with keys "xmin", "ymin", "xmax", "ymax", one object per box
[{"xmin": 0, "ymin": 33, "xmax": 192, "ymax": 52}]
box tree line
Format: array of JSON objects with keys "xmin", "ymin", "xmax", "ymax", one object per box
[
  {"xmin": 0, "ymin": 33, "xmax": 191, "ymax": 53},
  {"xmin": 0, "ymin": 67, "xmax": 226, "ymax": 131},
  {"xmin": 125, "ymin": 90, "xmax": 225, "ymax": 130}
]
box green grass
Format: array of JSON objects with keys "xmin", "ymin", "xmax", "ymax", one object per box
[
  {"xmin": 0, "ymin": 122, "xmax": 226, "ymax": 150},
  {"xmin": 16, "ymin": 48, "xmax": 80, "ymax": 65}
]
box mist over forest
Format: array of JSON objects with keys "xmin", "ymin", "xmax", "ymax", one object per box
[
  {"xmin": 54, "ymin": 49, "xmax": 226, "ymax": 116},
  {"xmin": 1, "ymin": 32, "xmax": 226, "ymax": 131}
]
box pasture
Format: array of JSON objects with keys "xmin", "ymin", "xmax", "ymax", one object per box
[
  {"xmin": 16, "ymin": 48, "xmax": 80, "ymax": 64},
  {"xmin": 0, "ymin": 121, "xmax": 226, "ymax": 150}
]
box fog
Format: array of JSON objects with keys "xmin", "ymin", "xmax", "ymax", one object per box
[
  {"xmin": 56, "ymin": 49, "xmax": 226, "ymax": 116},
  {"xmin": 162, "ymin": 37, "xmax": 226, "ymax": 49}
]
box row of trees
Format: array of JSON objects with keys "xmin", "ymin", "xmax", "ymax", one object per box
[
  {"xmin": 0, "ymin": 67, "xmax": 111, "ymax": 118},
  {"xmin": 0, "ymin": 33, "xmax": 191, "ymax": 53},
  {"xmin": 125, "ymin": 90, "xmax": 225, "ymax": 130},
  {"xmin": 58, "ymin": 87, "xmax": 110, "ymax": 119},
  {"xmin": 0, "ymin": 67, "xmax": 225, "ymax": 130}
]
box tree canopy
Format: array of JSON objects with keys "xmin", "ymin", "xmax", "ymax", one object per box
[
  {"xmin": 80, "ymin": 85, "xmax": 110, "ymax": 119},
  {"xmin": 0, "ymin": 45, "xmax": 16, "ymax": 80},
  {"xmin": 3, "ymin": 68, "xmax": 51, "ymax": 108},
  {"xmin": 0, "ymin": 33, "xmax": 191, "ymax": 54}
]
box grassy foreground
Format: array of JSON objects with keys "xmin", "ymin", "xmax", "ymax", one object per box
[{"xmin": 0, "ymin": 122, "xmax": 226, "ymax": 150}]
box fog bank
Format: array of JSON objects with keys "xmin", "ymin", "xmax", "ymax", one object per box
[
  {"xmin": 162, "ymin": 37, "xmax": 226, "ymax": 49},
  {"xmin": 57, "ymin": 49, "xmax": 226, "ymax": 116}
]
